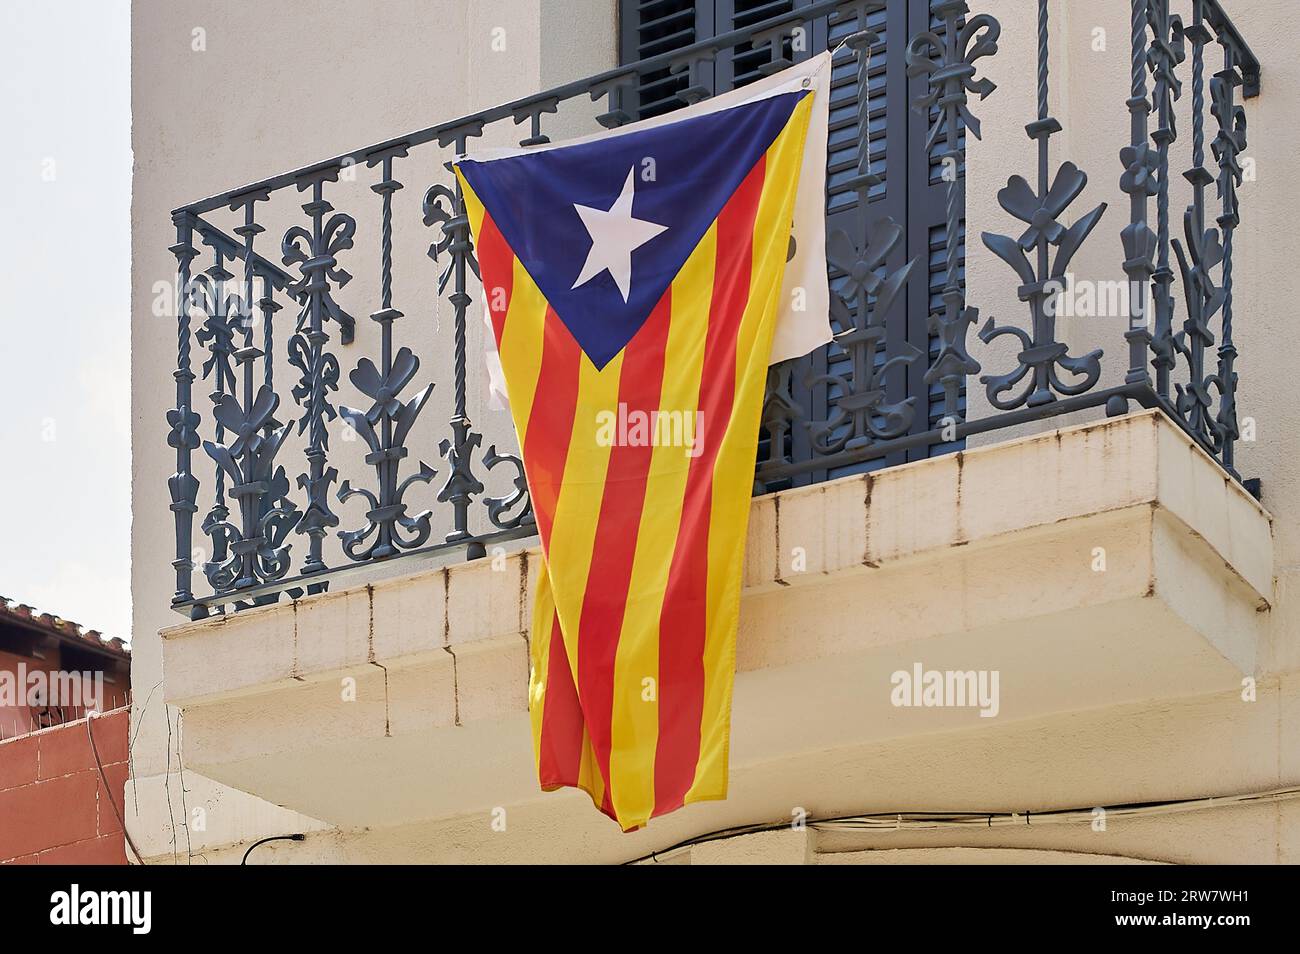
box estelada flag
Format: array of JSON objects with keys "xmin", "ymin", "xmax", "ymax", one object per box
[{"xmin": 455, "ymin": 55, "xmax": 829, "ymax": 831}]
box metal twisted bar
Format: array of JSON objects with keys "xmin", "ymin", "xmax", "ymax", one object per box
[
  {"xmin": 166, "ymin": 213, "xmax": 201, "ymax": 607},
  {"xmin": 337, "ymin": 149, "xmax": 437, "ymax": 562},
  {"xmin": 1146, "ymin": 0, "xmax": 1186, "ymax": 399},
  {"xmin": 1170, "ymin": 6, "xmax": 1222, "ymax": 445},
  {"xmin": 193, "ymin": 235, "xmax": 238, "ymax": 592},
  {"xmin": 193, "ymin": 193, "xmax": 301, "ymax": 599},
  {"xmin": 1119, "ymin": 0, "xmax": 1156, "ymax": 401},
  {"xmin": 1211, "ymin": 35, "xmax": 1246, "ymax": 469},
  {"xmin": 425, "ymin": 131, "xmax": 488, "ymax": 557}
]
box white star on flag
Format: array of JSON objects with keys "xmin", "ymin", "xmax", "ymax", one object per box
[{"xmin": 570, "ymin": 167, "xmax": 668, "ymax": 303}]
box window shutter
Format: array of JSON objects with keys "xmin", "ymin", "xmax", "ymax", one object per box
[
  {"xmin": 620, "ymin": 1, "xmax": 708, "ymax": 119},
  {"xmin": 617, "ymin": 0, "xmax": 964, "ymax": 478}
]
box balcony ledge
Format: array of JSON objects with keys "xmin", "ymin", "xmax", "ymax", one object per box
[{"xmin": 160, "ymin": 409, "xmax": 1273, "ymax": 836}]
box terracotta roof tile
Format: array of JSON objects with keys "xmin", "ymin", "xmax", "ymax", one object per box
[{"xmin": 0, "ymin": 596, "xmax": 130, "ymax": 659}]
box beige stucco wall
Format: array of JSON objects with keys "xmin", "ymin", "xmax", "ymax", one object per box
[
  {"xmin": 129, "ymin": 0, "xmax": 1298, "ymax": 863},
  {"xmin": 128, "ymin": 0, "xmax": 618, "ymax": 860}
]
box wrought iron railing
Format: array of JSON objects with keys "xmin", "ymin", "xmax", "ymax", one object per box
[{"xmin": 165, "ymin": 0, "xmax": 1260, "ymax": 618}]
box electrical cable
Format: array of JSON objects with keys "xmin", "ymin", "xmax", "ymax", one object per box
[
  {"xmin": 241, "ymin": 833, "xmax": 306, "ymax": 865},
  {"xmin": 86, "ymin": 710, "xmax": 145, "ymax": 865},
  {"xmin": 626, "ymin": 784, "xmax": 1300, "ymax": 864}
]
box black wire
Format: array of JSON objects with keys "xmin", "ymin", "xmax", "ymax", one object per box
[
  {"xmin": 622, "ymin": 819, "xmax": 791, "ymax": 864},
  {"xmin": 240, "ymin": 833, "xmax": 306, "ymax": 865},
  {"xmin": 86, "ymin": 714, "xmax": 145, "ymax": 865}
]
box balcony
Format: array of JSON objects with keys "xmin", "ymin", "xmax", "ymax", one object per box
[
  {"xmin": 160, "ymin": 0, "xmax": 1262, "ymax": 618},
  {"xmin": 160, "ymin": 409, "xmax": 1271, "ymax": 859},
  {"xmin": 151, "ymin": 0, "xmax": 1274, "ymax": 859}
]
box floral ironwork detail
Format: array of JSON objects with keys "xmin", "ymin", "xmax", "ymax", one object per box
[
  {"xmin": 424, "ymin": 154, "xmax": 500, "ymax": 553},
  {"xmin": 283, "ymin": 172, "xmax": 354, "ymax": 578},
  {"xmin": 482, "ymin": 444, "xmax": 533, "ymax": 531},
  {"xmin": 807, "ymin": 221, "xmax": 919, "ymax": 451},
  {"xmin": 166, "ymin": 406, "xmax": 201, "ymax": 452},
  {"xmin": 979, "ymin": 0, "xmax": 1105, "ymax": 411},
  {"xmin": 337, "ymin": 349, "xmax": 437, "ymax": 559},
  {"xmin": 1210, "ymin": 44, "xmax": 1247, "ymax": 468},
  {"xmin": 906, "ymin": 1, "xmax": 999, "ymax": 149},
  {"xmin": 191, "ymin": 241, "xmax": 246, "ymax": 588},
  {"xmin": 1210, "ymin": 68, "xmax": 1247, "ymax": 225},
  {"xmin": 980, "ymin": 164, "xmax": 1107, "ymax": 409},
  {"xmin": 757, "ymin": 362, "xmax": 800, "ymax": 481},
  {"xmin": 192, "ymin": 262, "xmax": 241, "ymax": 405},
  {"xmin": 1118, "ymin": 0, "xmax": 1160, "ymax": 397},
  {"xmin": 1171, "ymin": 210, "xmax": 1224, "ymax": 435},
  {"xmin": 337, "ymin": 151, "xmax": 437, "ymax": 561},
  {"xmin": 907, "ymin": 0, "xmax": 999, "ymax": 423},
  {"xmin": 1145, "ymin": 0, "xmax": 1186, "ymax": 394},
  {"xmin": 201, "ymin": 388, "xmax": 300, "ymax": 590},
  {"xmin": 790, "ymin": 10, "xmax": 920, "ymax": 462}
]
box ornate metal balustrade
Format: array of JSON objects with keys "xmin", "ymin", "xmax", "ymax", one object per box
[{"xmin": 166, "ymin": 0, "xmax": 1261, "ymax": 618}]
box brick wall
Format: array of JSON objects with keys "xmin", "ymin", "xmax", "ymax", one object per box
[{"xmin": 0, "ymin": 708, "xmax": 129, "ymax": 864}]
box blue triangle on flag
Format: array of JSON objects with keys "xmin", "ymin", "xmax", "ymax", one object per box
[{"xmin": 458, "ymin": 90, "xmax": 805, "ymax": 369}]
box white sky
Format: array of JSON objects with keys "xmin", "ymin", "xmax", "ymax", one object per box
[{"xmin": 0, "ymin": 1, "xmax": 131, "ymax": 640}]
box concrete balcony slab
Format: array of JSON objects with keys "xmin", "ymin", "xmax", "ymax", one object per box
[{"xmin": 160, "ymin": 410, "xmax": 1272, "ymax": 836}]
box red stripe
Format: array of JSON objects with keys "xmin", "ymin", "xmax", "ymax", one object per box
[
  {"xmin": 537, "ymin": 608, "xmax": 584, "ymax": 787},
  {"xmin": 526, "ymin": 311, "xmax": 584, "ymax": 789},
  {"xmin": 652, "ymin": 155, "xmax": 767, "ymax": 815},
  {"xmin": 474, "ymin": 213, "xmax": 514, "ymax": 348},
  {"xmin": 572, "ymin": 290, "xmax": 673, "ymax": 809},
  {"xmin": 522, "ymin": 308, "xmax": 582, "ymax": 550}
]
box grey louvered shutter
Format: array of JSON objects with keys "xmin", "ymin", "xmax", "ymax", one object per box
[{"xmin": 618, "ymin": 0, "xmax": 963, "ymax": 480}]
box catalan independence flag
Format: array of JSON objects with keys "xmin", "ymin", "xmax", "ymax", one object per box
[{"xmin": 455, "ymin": 66, "xmax": 822, "ymax": 831}]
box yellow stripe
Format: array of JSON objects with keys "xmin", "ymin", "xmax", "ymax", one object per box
[
  {"xmin": 460, "ymin": 171, "xmax": 486, "ymax": 235},
  {"xmin": 457, "ymin": 170, "xmax": 548, "ymax": 447},
  {"xmin": 687, "ymin": 95, "xmax": 814, "ymax": 803},
  {"xmin": 606, "ymin": 224, "xmax": 718, "ymax": 829},
  {"xmin": 497, "ymin": 262, "xmax": 548, "ymax": 446},
  {"xmin": 546, "ymin": 351, "xmax": 624, "ymax": 676},
  {"xmin": 578, "ymin": 727, "xmax": 605, "ymax": 807},
  {"xmin": 528, "ymin": 568, "xmax": 555, "ymax": 770}
]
